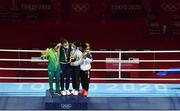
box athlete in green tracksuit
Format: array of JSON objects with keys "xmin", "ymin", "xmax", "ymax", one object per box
[{"xmin": 41, "ymin": 43, "xmax": 61, "ymax": 93}]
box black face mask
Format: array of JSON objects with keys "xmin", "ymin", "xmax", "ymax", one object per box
[{"xmin": 80, "ymin": 49, "xmax": 84, "ymax": 52}]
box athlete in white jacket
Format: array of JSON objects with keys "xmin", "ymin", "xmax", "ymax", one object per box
[{"xmin": 79, "ymin": 43, "xmax": 93, "ymax": 96}]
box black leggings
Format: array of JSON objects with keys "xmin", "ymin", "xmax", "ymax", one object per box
[
  {"xmin": 71, "ymin": 66, "xmax": 80, "ymax": 91},
  {"xmin": 80, "ymin": 70, "xmax": 90, "ymax": 91}
]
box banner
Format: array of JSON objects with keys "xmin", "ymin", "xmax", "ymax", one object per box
[{"xmin": 108, "ymin": 0, "xmax": 142, "ymax": 19}]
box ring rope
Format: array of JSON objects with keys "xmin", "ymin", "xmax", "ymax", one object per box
[
  {"xmin": 0, "ymin": 59, "xmax": 180, "ymax": 63},
  {"xmin": 0, "ymin": 68, "xmax": 179, "ymax": 72},
  {"xmin": 0, "ymin": 49, "xmax": 180, "ymax": 81},
  {"xmin": 0, "ymin": 49, "xmax": 180, "ymax": 53},
  {"xmin": 0, "ymin": 77, "xmax": 179, "ymax": 81}
]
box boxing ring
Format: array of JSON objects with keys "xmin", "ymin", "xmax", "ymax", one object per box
[{"xmin": 0, "ymin": 49, "xmax": 180, "ymax": 109}]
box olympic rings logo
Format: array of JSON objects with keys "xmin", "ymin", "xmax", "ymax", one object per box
[
  {"xmin": 72, "ymin": 3, "xmax": 90, "ymax": 13},
  {"xmin": 60, "ymin": 104, "xmax": 72, "ymax": 109},
  {"xmin": 161, "ymin": 3, "xmax": 180, "ymax": 12}
]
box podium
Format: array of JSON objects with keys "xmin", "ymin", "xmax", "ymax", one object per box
[
  {"xmin": 45, "ymin": 90, "xmax": 88, "ymax": 110},
  {"xmin": 45, "ymin": 90, "xmax": 132, "ymax": 110}
]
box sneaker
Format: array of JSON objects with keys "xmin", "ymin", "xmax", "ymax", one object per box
[
  {"xmin": 73, "ymin": 90, "xmax": 79, "ymax": 96},
  {"xmin": 61, "ymin": 90, "xmax": 67, "ymax": 96},
  {"xmin": 55, "ymin": 90, "xmax": 61, "ymax": 94},
  {"xmin": 83, "ymin": 90, "xmax": 88, "ymax": 96},
  {"xmin": 79, "ymin": 89, "xmax": 85, "ymax": 94},
  {"xmin": 48, "ymin": 89, "xmax": 54, "ymax": 93},
  {"xmin": 55, "ymin": 91, "xmax": 61, "ymax": 96},
  {"xmin": 66, "ymin": 90, "xmax": 71, "ymax": 95},
  {"xmin": 71, "ymin": 89, "xmax": 75, "ymax": 94}
]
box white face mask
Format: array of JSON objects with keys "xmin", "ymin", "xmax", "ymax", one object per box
[
  {"xmin": 63, "ymin": 42, "xmax": 69, "ymax": 48},
  {"xmin": 71, "ymin": 46, "xmax": 75, "ymax": 50},
  {"xmin": 63, "ymin": 45, "xmax": 69, "ymax": 49}
]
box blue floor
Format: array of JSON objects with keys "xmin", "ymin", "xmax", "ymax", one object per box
[
  {"xmin": 0, "ymin": 83, "xmax": 180, "ymax": 97},
  {"xmin": 0, "ymin": 83, "xmax": 180, "ymax": 109}
]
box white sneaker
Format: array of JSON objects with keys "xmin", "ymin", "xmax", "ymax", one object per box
[
  {"xmin": 66, "ymin": 90, "xmax": 71, "ymax": 95},
  {"xmin": 61, "ymin": 90, "xmax": 67, "ymax": 96},
  {"xmin": 71, "ymin": 89, "xmax": 75, "ymax": 94},
  {"xmin": 73, "ymin": 90, "xmax": 79, "ymax": 96}
]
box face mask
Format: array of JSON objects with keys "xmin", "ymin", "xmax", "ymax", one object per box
[
  {"xmin": 63, "ymin": 45, "xmax": 68, "ymax": 49},
  {"xmin": 63, "ymin": 42, "xmax": 68, "ymax": 48},
  {"xmin": 71, "ymin": 46, "xmax": 76, "ymax": 50}
]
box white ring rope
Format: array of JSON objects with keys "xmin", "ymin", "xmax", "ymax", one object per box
[
  {"xmin": 92, "ymin": 50, "xmax": 180, "ymax": 53},
  {"xmin": 0, "ymin": 77, "xmax": 179, "ymax": 81},
  {"xmin": 0, "ymin": 49, "xmax": 42, "ymax": 53},
  {"xmin": 1, "ymin": 59, "xmax": 180, "ymax": 63},
  {"xmin": 0, "ymin": 49, "xmax": 180, "ymax": 81},
  {"xmin": 92, "ymin": 69, "xmax": 180, "ymax": 72},
  {"xmin": 92, "ymin": 78, "xmax": 180, "ymax": 81},
  {"xmin": 0, "ymin": 68, "xmax": 180, "ymax": 72},
  {"xmin": 0, "ymin": 68, "xmax": 48, "ymax": 71},
  {"xmin": 0, "ymin": 59, "xmax": 48, "ymax": 62},
  {"xmin": 0, "ymin": 77, "xmax": 48, "ymax": 80},
  {"xmin": 90, "ymin": 78, "xmax": 180, "ymax": 81},
  {"xmin": 97, "ymin": 60, "xmax": 180, "ymax": 63},
  {"xmin": 0, "ymin": 49, "xmax": 180, "ymax": 53}
]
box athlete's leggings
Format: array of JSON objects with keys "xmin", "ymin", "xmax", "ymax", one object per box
[
  {"xmin": 60, "ymin": 63, "xmax": 71, "ymax": 90},
  {"xmin": 80, "ymin": 70, "xmax": 90, "ymax": 91},
  {"xmin": 71, "ymin": 66, "xmax": 81, "ymax": 91}
]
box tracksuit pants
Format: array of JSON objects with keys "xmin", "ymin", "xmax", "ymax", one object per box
[
  {"xmin": 71, "ymin": 66, "xmax": 81, "ymax": 91},
  {"xmin": 80, "ymin": 70, "xmax": 90, "ymax": 91},
  {"xmin": 60, "ymin": 63, "xmax": 71, "ymax": 90},
  {"xmin": 48, "ymin": 71, "xmax": 60, "ymax": 92}
]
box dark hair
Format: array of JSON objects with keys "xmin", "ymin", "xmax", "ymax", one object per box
[
  {"xmin": 73, "ymin": 40, "xmax": 81, "ymax": 47},
  {"xmin": 81, "ymin": 43, "xmax": 87, "ymax": 50},
  {"xmin": 60, "ymin": 38, "xmax": 68, "ymax": 44},
  {"xmin": 49, "ymin": 42, "xmax": 57, "ymax": 49}
]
